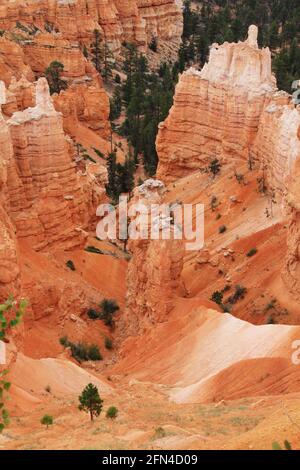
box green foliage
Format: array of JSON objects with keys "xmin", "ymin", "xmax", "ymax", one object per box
[
  {"xmin": 45, "ymin": 61, "xmax": 68, "ymax": 95},
  {"xmin": 181, "ymin": 0, "xmax": 300, "ymax": 92},
  {"xmin": 211, "ymin": 291, "xmax": 224, "ymax": 306},
  {"xmin": 66, "ymin": 260, "xmax": 75, "ymax": 271},
  {"xmin": 78, "ymin": 383, "xmax": 103, "ymax": 421},
  {"xmin": 0, "ymin": 30, "xmax": 5, "ymax": 37},
  {"xmin": 109, "ymin": 86, "xmax": 122, "ymax": 121},
  {"xmin": 210, "ymin": 195, "xmax": 218, "ymax": 212},
  {"xmin": 59, "ymin": 335, "xmax": 69, "ymax": 347},
  {"xmin": 219, "ymin": 225, "xmax": 227, "ymax": 234},
  {"xmin": 90, "ymin": 29, "xmax": 114, "ymax": 82},
  {"xmin": 99, "ymin": 299, "xmax": 119, "ymax": 328},
  {"xmin": 246, "ymin": 248, "xmax": 258, "ymax": 257},
  {"xmin": 209, "ymin": 158, "xmax": 221, "ymax": 177},
  {"xmin": 0, "ymin": 297, "xmax": 27, "ymax": 433},
  {"xmin": 106, "ymin": 406, "xmax": 118, "ymax": 419},
  {"xmin": 85, "ymin": 246, "xmax": 103, "ymax": 255},
  {"xmin": 87, "ymin": 309, "xmax": 100, "ymax": 320},
  {"xmin": 266, "ymin": 315, "xmax": 275, "ymax": 324},
  {"xmin": 105, "ymin": 152, "xmax": 135, "ymax": 201},
  {"xmin": 149, "ymin": 36, "xmax": 158, "ymax": 52},
  {"xmin": 92, "ymin": 148, "xmax": 105, "ymax": 160},
  {"xmin": 41, "ymin": 414, "xmax": 53, "ymax": 428},
  {"xmin": 120, "ymin": 44, "xmax": 179, "ymax": 175},
  {"xmin": 60, "ymin": 336, "xmax": 102, "ymax": 362},
  {"xmin": 104, "ymin": 337, "xmax": 113, "ymax": 350},
  {"xmin": 272, "ymin": 440, "xmax": 292, "ymax": 450},
  {"xmin": 227, "ymin": 285, "xmax": 247, "ymax": 305}
]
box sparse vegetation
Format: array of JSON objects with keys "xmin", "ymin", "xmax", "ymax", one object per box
[
  {"xmin": 153, "ymin": 426, "xmax": 167, "ymax": 439},
  {"xmin": 40, "ymin": 414, "xmax": 53, "ymax": 429},
  {"xmin": 210, "ymin": 195, "xmax": 218, "ymax": 212},
  {"xmin": 219, "ymin": 225, "xmax": 227, "ymax": 234},
  {"xmin": 106, "ymin": 406, "xmax": 118, "ymax": 419},
  {"xmin": 266, "ymin": 315, "xmax": 276, "ymax": 324},
  {"xmin": 227, "ymin": 285, "xmax": 247, "ymax": 305},
  {"xmin": 79, "ymin": 383, "xmax": 103, "ymax": 421},
  {"xmin": 272, "ymin": 440, "xmax": 292, "ymax": 450},
  {"xmin": 0, "ymin": 297, "xmax": 27, "ymax": 433},
  {"xmin": 99, "ymin": 299, "xmax": 120, "ymax": 327},
  {"xmin": 60, "ymin": 336, "xmax": 102, "ymax": 362}
]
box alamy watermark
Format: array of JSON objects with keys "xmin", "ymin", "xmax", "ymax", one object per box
[{"xmin": 96, "ymin": 195, "xmax": 204, "ymax": 251}]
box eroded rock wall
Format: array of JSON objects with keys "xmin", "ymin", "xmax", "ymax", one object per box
[
  {"xmin": 156, "ymin": 25, "xmax": 277, "ymax": 183},
  {"xmin": 124, "ymin": 180, "xmax": 184, "ymax": 334}
]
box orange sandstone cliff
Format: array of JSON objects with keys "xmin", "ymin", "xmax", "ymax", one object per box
[
  {"xmin": 0, "ymin": 0, "xmax": 183, "ymax": 52},
  {"xmin": 156, "ymin": 25, "xmax": 277, "ymax": 183}
]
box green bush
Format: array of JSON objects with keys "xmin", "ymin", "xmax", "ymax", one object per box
[
  {"xmin": 59, "ymin": 336, "xmax": 69, "ymax": 347},
  {"xmin": 227, "ymin": 285, "xmax": 247, "ymax": 305},
  {"xmin": 99, "ymin": 299, "xmax": 120, "ymax": 327},
  {"xmin": 272, "ymin": 440, "xmax": 292, "ymax": 450},
  {"xmin": 246, "ymin": 248, "xmax": 258, "ymax": 257},
  {"xmin": 149, "ymin": 36, "xmax": 158, "ymax": 52},
  {"xmin": 219, "ymin": 225, "xmax": 227, "ymax": 234},
  {"xmin": 87, "ymin": 344, "xmax": 102, "ymax": 361},
  {"xmin": 106, "ymin": 406, "xmax": 118, "ymax": 419},
  {"xmin": 105, "ymin": 337, "xmax": 113, "ymax": 350},
  {"xmin": 87, "ymin": 309, "xmax": 100, "ymax": 320},
  {"xmin": 66, "ymin": 260, "xmax": 75, "ymax": 271},
  {"xmin": 60, "ymin": 337, "xmax": 102, "ymax": 362},
  {"xmin": 209, "ymin": 158, "xmax": 221, "ymax": 177},
  {"xmin": 211, "ymin": 291, "xmax": 223, "ymax": 306},
  {"xmin": 85, "ymin": 246, "xmax": 103, "ymax": 255},
  {"xmin": 41, "ymin": 414, "xmax": 53, "ymax": 428}
]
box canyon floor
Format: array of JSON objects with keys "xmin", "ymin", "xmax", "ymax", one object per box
[{"xmin": 2, "ymin": 161, "xmax": 300, "ymax": 450}]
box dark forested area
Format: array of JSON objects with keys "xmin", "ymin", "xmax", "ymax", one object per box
[{"xmin": 182, "ymin": 0, "xmax": 300, "ymax": 91}]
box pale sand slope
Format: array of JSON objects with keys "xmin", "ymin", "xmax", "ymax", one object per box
[
  {"xmin": 113, "ymin": 300, "xmax": 300, "ymax": 403},
  {"xmin": 9, "ymin": 353, "xmax": 112, "ymax": 409}
]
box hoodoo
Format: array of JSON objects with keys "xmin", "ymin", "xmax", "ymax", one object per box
[{"xmin": 156, "ymin": 25, "xmax": 277, "ymax": 183}]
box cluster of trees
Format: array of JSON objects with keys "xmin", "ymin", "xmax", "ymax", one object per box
[
  {"xmin": 105, "ymin": 152, "xmax": 135, "ymax": 202},
  {"xmin": 182, "ymin": 0, "xmax": 300, "ymax": 91},
  {"xmin": 90, "ymin": 29, "xmax": 114, "ymax": 82},
  {"xmin": 110, "ymin": 44, "xmax": 179, "ymax": 176}
]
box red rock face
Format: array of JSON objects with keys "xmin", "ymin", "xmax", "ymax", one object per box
[
  {"xmin": 0, "ymin": 89, "xmax": 20, "ymax": 299},
  {"xmin": 123, "ymin": 180, "xmax": 185, "ymax": 335},
  {"xmin": 0, "ymin": 0, "xmax": 183, "ymax": 52},
  {"xmin": 53, "ymin": 81, "xmax": 110, "ymax": 138}
]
